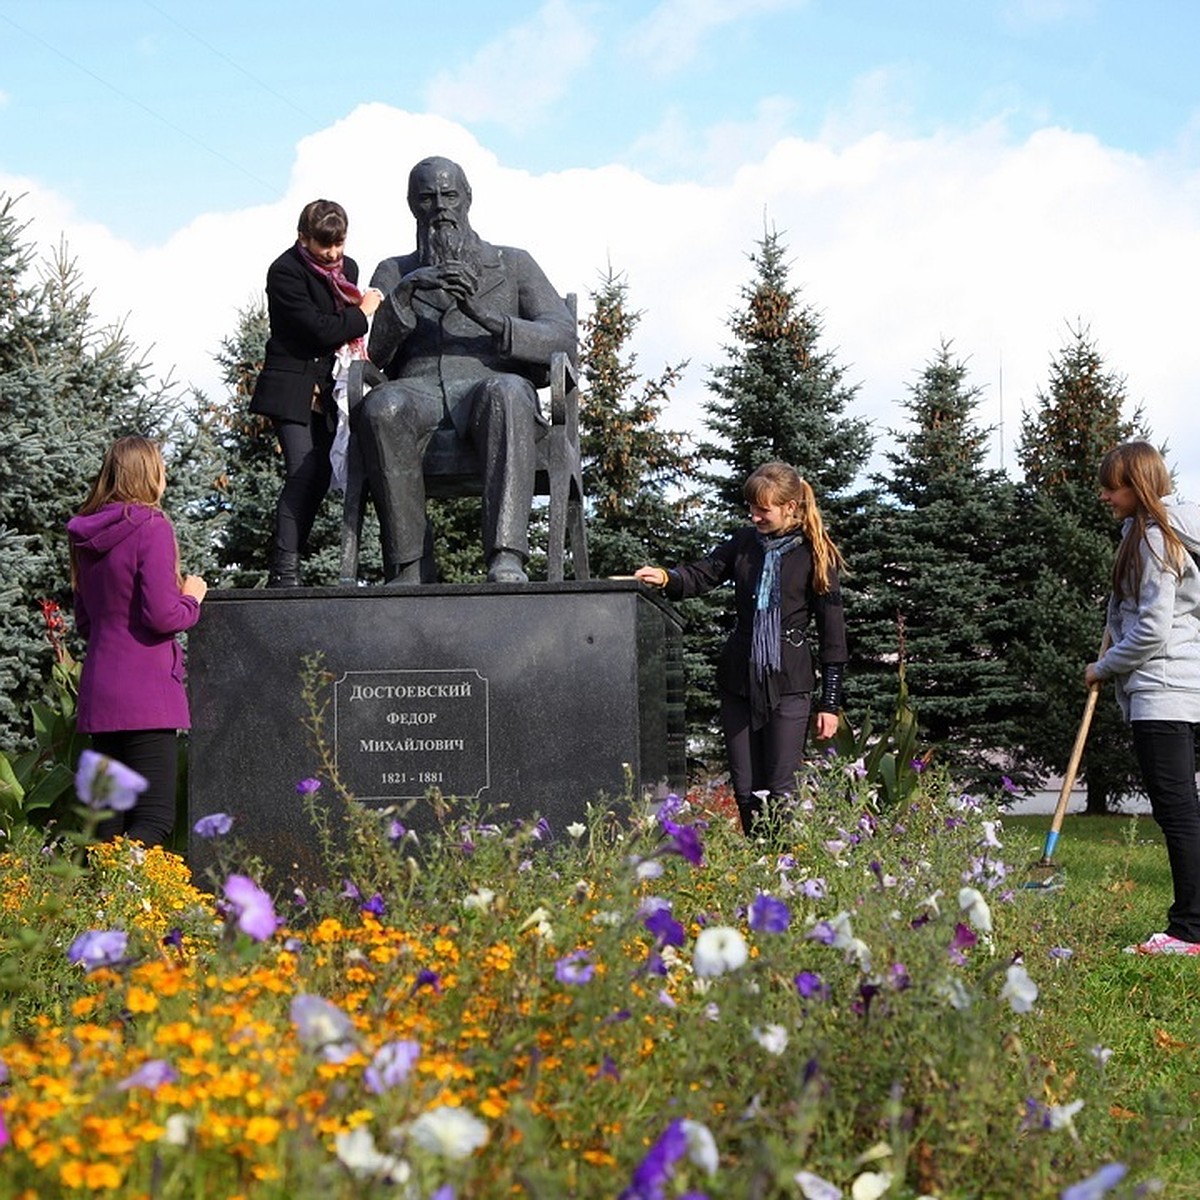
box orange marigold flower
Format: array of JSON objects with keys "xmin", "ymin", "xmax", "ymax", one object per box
[
  {"xmin": 125, "ymin": 986, "xmax": 159, "ymax": 1014},
  {"xmin": 30, "ymin": 1140, "xmax": 59, "ymax": 1167},
  {"xmin": 243, "ymin": 1116, "xmax": 282, "ymax": 1145}
]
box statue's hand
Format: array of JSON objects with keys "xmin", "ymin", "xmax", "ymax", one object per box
[
  {"xmin": 434, "ymin": 261, "xmax": 480, "ymax": 300},
  {"xmin": 398, "ymin": 265, "xmax": 449, "ymax": 294}
]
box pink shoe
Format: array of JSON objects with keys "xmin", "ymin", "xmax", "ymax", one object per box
[{"xmin": 1124, "ymin": 932, "xmax": 1200, "ymax": 956}]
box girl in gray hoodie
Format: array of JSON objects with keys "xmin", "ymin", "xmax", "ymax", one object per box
[{"xmin": 1087, "ymin": 441, "xmax": 1200, "ymax": 955}]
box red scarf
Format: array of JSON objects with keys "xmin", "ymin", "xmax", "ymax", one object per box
[
  {"xmin": 296, "ymin": 241, "xmax": 364, "ymax": 308},
  {"xmin": 296, "ymin": 242, "xmax": 367, "ymax": 358}
]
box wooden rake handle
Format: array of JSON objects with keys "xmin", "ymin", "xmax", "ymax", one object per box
[{"xmin": 1045, "ymin": 627, "xmax": 1113, "ymax": 841}]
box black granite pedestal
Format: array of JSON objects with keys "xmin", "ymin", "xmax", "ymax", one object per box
[{"xmin": 187, "ymin": 581, "xmax": 685, "ymax": 888}]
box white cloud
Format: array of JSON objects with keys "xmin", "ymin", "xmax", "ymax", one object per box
[
  {"xmin": 423, "ymin": 0, "xmax": 597, "ymax": 132},
  {"xmin": 626, "ymin": 0, "xmax": 808, "ymax": 74},
  {"xmin": 999, "ymin": 0, "xmax": 1097, "ymax": 32},
  {"xmin": 6, "ymin": 102, "xmax": 1200, "ymax": 498},
  {"xmin": 628, "ymin": 96, "xmax": 798, "ymax": 180},
  {"xmin": 818, "ymin": 67, "xmax": 918, "ymax": 147}
]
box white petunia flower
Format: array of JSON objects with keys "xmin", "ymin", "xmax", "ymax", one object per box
[
  {"xmin": 795, "ymin": 1170, "xmax": 842, "ymax": 1200},
  {"xmin": 752, "ymin": 1024, "xmax": 789, "ymax": 1056},
  {"xmin": 160, "ymin": 1113, "xmax": 194, "ymax": 1146},
  {"xmin": 1048, "ymin": 1099, "xmax": 1084, "ymax": 1132},
  {"xmin": 462, "ymin": 887, "xmax": 496, "ymax": 912},
  {"xmin": 1000, "ymin": 963, "xmax": 1038, "ymax": 1013},
  {"xmin": 680, "ymin": 1118, "xmax": 719, "ymax": 1175},
  {"xmin": 334, "ymin": 1126, "xmax": 410, "ymax": 1181},
  {"xmin": 957, "ymin": 886, "xmax": 993, "ymax": 933},
  {"xmin": 566, "ymin": 821, "xmax": 587, "ymax": 839},
  {"xmin": 826, "ymin": 910, "xmax": 855, "ymax": 948},
  {"xmin": 407, "ymin": 1106, "xmax": 489, "ymax": 1160},
  {"xmin": 692, "ymin": 926, "xmax": 750, "ymax": 977},
  {"xmin": 935, "ymin": 978, "xmax": 973, "ymax": 1010},
  {"xmin": 851, "ymin": 1168, "xmax": 894, "ymax": 1199},
  {"xmin": 518, "ymin": 906, "xmax": 554, "ymax": 941}
]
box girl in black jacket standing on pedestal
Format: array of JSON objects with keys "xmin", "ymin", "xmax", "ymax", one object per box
[
  {"xmin": 637, "ymin": 462, "xmax": 849, "ymax": 835},
  {"xmin": 249, "ymin": 199, "xmax": 382, "ymax": 586}
]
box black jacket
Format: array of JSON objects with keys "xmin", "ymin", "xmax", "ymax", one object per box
[
  {"xmin": 249, "ymin": 244, "xmax": 368, "ymax": 424},
  {"xmin": 664, "ymin": 526, "xmax": 848, "ymax": 697}
]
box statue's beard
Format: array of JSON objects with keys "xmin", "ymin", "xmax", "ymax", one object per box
[{"xmin": 418, "ymin": 220, "xmax": 482, "ymax": 274}]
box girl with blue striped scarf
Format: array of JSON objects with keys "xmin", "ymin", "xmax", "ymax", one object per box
[{"xmin": 637, "ymin": 462, "xmax": 849, "ymax": 836}]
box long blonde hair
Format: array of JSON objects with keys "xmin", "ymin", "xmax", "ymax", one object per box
[
  {"xmin": 744, "ymin": 461, "xmax": 844, "ymax": 593},
  {"xmin": 1099, "ymin": 441, "xmax": 1184, "ymax": 602},
  {"xmin": 71, "ymin": 437, "xmax": 176, "ymax": 589}
]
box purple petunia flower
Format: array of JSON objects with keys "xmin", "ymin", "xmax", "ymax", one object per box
[
  {"xmin": 161, "ymin": 927, "xmax": 183, "ymax": 950},
  {"xmin": 748, "ymin": 892, "xmax": 791, "ymax": 934},
  {"xmin": 74, "ymin": 750, "xmax": 147, "ymax": 813},
  {"xmin": 192, "ymin": 812, "xmax": 233, "ymax": 838},
  {"xmin": 291, "ymin": 993, "xmax": 357, "ymax": 1062},
  {"xmin": 794, "ymin": 970, "xmax": 826, "ymax": 999},
  {"xmin": 67, "ymin": 929, "xmax": 128, "ymax": 970},
  {"xmin": 591, "ymin": 1054, "xmax": 621, "ymax": 1081},
  {"xmin": 888, "ymin": 962, "xmax": 911, "ymax": 991},
  {"xmin": 295, "ymin": 777, "xmax": 322, "ymax": 794},
  {"xmin": 805, "ymin": 921, "xmax": 837, "ymax": 946},
  {"xmin": 387, "ymin": 819, "xmax": 407, "ymax": 844},
  {"xmin": 661, "ymin": 817, "xmax": 704, "ymax": 866},
  {"xmin": 532, "ymin": 817, "xmax": 552, "ymax": 841},
  {"xmin": 1060, "ymin": 1162, "xmax": 1127, "ymax": 1200},
  {"xmin": 951, "ymin": 921, "xmax": 977, "ymax": 948},
  {"xmin": 856, "ymin": 980, "xmax": 882, "ymax": 1018},
  {"xmin": 364, "ymin": 1039, "xmax": 420, "ymax": 1094},
  {"xmin": 222, "ymin": 875, "xmax": 278, "ymax": 941},
  {"xmin": 644, "ymin": 907, "xmax": 686, "ymax": 948},
  {"xmin": 362, "ymin": 893, "xmax": 387, "ymax": 918},
  {"xmin": 555, "ymin": 950, "xmax": 595, "ymax": 985},
  {"xmin": 411, "ymin": 968, "xmax": 442, "ymax": 996},
  {"xmin": 657, "ymin": 793, "xmax": 685, "ymax": 821},
  {"xmin": 801, "ymin": 878, "xmax": 827, "ymax": 899},
  {"xmin": 117, "ymin": 1058, "xmax": 178, "ymax": 1091},
  {"xmin": 619, "ymin": 1118, "xmax": 689, "ymax": 1200}
]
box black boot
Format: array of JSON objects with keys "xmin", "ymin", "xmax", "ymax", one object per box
[{"xmin": 267, "ymin": 549, "xmax": 300, "ymax": 588}]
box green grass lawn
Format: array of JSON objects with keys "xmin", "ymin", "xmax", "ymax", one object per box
[{"xmin": 1004, "ymin": 812, "xmax": 1200, "ymax": 1195}]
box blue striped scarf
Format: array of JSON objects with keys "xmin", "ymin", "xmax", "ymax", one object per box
[{"xmin": 750, "ymin": 530, "xmax": 802, "ymax": 683}]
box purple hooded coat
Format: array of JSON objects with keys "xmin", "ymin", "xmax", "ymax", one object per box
[{"xmin": 67, "ymin": 503, "xmax": 200, "ymax": 733}]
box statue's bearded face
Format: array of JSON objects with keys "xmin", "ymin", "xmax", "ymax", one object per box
[{"xmin": 410, "ymin": 161, "xmax": 479, "ymax": 270}]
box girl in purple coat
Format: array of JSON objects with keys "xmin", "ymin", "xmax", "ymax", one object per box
[{"xmin": 68, "ymin": 436, "xmax": 207, "ymax": 846}]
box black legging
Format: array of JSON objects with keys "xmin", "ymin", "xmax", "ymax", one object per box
[
  {"xmin": 719, "ymin": 688, "xmax": 813, "ymax": 835},
  {"xmin": 90, "ymin": 729, "xmax": 179, "ymax": 848},
  {"xmin": 1132, "ymin": 720, "xmax": 1200, "ymax": 943},
  {"xmin": 271, "ymin": 410, "xmax": 334, "ymax": 555}
]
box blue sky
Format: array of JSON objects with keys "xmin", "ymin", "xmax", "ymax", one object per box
[{"xmin": 3, "ymin": 0, "xmax": 1200, "ymax": 490}]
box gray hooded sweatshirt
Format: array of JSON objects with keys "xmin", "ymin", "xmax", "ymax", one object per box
[{"xmin": 1094, "ymin": 494, "xmax": 1200, "ymax": 722}]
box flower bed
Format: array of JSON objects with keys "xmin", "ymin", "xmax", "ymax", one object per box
[{"xmin": 0, "ymin": 755, "xmax": 1164, "ymax": 1198}]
